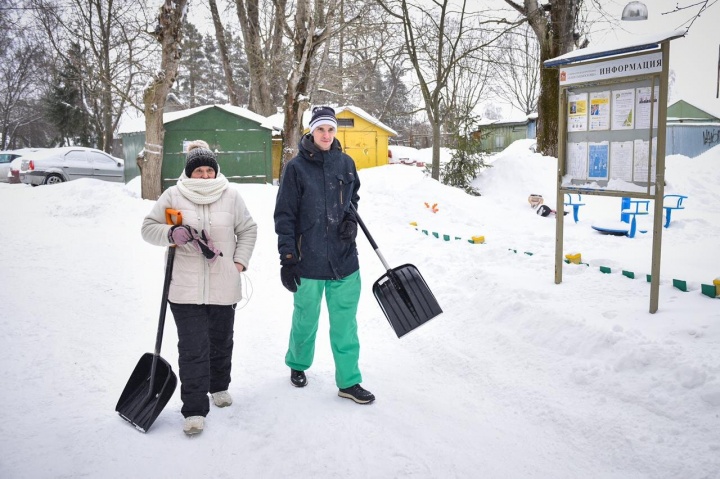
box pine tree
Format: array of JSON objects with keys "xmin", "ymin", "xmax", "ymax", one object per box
[
  {"xmin": 441, "ymin": 133, "xmax": 489, "ymax": 196},
  {"xmin": 44, "ymin": 43, "xmax": 95, "ymax": 146},
  {"xmin": 175, "ymin": 22, "xmax": 206, "ymax": 107}
]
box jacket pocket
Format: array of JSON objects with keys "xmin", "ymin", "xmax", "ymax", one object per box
[{"xmin": 336, "ymin": 172, "xmax": 355, "ymax": 205}]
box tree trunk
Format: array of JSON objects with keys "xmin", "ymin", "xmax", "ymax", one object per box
[
  {"xmin": 209, "ymin": 0, "xmax": 240, "ymax": 106},
  {"xmin": 537, "ymin": 49, "xmax": 559, "ymax": 158},
  {"xmin": 510, "ymin": 0, "xmax": 579, "ymax": 158},
  {"xmin": 235, "ymin": 0, "xmax": 274, "ymax": 115},
  {"xmin": 139, "ymin": 0, "xmax": 187, "ymax": 200},
  {"xmin": 431, "ymin": 119, "xmax": 441, "ymax": 179},
  {"xmin": 281, "ymin": 37, "xmax": 313, "ymax": 173}
]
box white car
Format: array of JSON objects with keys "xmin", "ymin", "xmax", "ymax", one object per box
[
  {"xmin": 19, "ymin": 147, "xmax": 124, "ymax": 186},
  {"xmin": 0, "ymin": 148, "xmax": 45, "ymax": 183}
]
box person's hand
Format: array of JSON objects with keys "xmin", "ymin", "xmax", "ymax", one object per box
[
  {"xmin": 168, "ymin": 225, "xmax": 197, "ymax": 245},
  {"xmin": 280, "ymin": 254, "xmax": 301, "ymax": 292},
  {"xmin": 339, "ymin": 218, "xmax": 357, "ymax": 241},
  {"xmin": 235, "ymin": 263, "xmax": 245, "ymax": 273}
]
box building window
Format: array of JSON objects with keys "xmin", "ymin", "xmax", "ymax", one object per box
[
  {"xmin": 337, "ymin": 118, "xmax": 354, "ymax": 128},
  {"xmin": 494, "ymin": 136, "xmax": 505, "ymax": 149}
]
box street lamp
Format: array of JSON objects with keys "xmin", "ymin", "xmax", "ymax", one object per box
[{"xmin": 622, "ymin": 1, "xmax": 649, "ymax": 21}]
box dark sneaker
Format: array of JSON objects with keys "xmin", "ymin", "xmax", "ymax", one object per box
[
  {"xmin": 290, "ymin": 369, "xmax": 307, "ymax": 387},
  {"xmin": 338, "ymin": 384, "xmax": 375, "ymax": 404}
]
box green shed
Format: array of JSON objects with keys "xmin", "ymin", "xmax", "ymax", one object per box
[
  {"xmin": 119, "ymin": 104, "xmax": 278, "ymax": 190},
  {"xmin": 471, "ymin": 114, "xmax": 537, "ymax": 153}
]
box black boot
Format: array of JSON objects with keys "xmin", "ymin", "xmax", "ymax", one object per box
[{"xmin": 290, "ymin": 369, "xmax": 307, "ymax": 387}]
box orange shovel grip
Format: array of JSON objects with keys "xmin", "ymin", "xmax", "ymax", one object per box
[{"xmin": 165, "ymin": 209, "xmax": 183, "ymax": 226}]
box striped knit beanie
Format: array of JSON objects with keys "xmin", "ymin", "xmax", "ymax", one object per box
[
  {"xmin": 309, "ymin": 106, "xmax": 337, "ymax": 133},
  {"xmin": 184, "ymin": 140, "xmax": 219, "ymax": 177}
]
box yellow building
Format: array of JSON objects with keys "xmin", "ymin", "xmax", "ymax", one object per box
[
  {"xmin": 331, "ymin": 106, "xmax": 398, "ymax": 170},
  {"xmin": 270, "ymin": 105, "xmax": 398, "ymax": 181}
]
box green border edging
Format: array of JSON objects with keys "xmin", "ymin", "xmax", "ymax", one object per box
[
  {"xmin": 414, "ymin": 226, "xmax": 483, "ymax": 244},
  {"xmin": 700, "ymin": 284, "xmax": 718, "ymax": 298},
  {"xmin": 672, "ymin": 279, "xmax": 688, "ymax": 292}
]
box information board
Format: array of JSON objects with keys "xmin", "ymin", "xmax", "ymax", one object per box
[{"xmin": 562, "ymin": 80, "xmax": 659, "ymax": 194}]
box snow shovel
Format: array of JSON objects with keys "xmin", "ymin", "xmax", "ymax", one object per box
[
  {"xmin": 351, "ymin": 205, "xmax": 442, "ymax": 338},
  {"xmin": 115, "ymin": 209, "xmax": 181, "ymax": 432}
]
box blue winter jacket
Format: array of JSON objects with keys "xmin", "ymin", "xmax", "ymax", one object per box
[{"xmin": 274, "ymin": 134, "xmax": 360, "ymax": 280}]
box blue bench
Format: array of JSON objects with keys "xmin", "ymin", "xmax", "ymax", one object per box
[
  {"xmin": 663, "ymin": 194, "xmax": 687, "ymax": 228},
  {"xmin": 564, "ymin": 193, "xmax": 585, "ymax": 223},
  {"xmin": 621, "ymin": 198, "xmax": 649, "ymax": 238}
]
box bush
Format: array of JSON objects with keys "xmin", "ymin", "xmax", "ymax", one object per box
[{"xmin": 440, "ymin": 135, "xmax": 489, "ymax": 196}]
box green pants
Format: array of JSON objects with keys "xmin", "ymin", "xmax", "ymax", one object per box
[{"xmin": 285, "ymin": 270, "xmax": 362, "ymax": 389}]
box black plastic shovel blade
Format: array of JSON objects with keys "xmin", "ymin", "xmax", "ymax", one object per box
[
  {"xmin": 372, "ymin": 264, "xmax": 442, "ymax": 338},
  {"xmin": 115, "ymin": 353, "xmax": 177, "ymax": 433}
]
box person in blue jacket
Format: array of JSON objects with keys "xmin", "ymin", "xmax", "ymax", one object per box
[{"xmin": 273, "ymin": 106, "xmax": 374, "ymax": 404}]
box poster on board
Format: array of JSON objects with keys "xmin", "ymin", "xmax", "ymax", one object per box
[
  {"xmin": 611, "ymin": 89, "xmax": 635, "ymax": 130},
  {"xmin": 589, "ymin": 91, "xmax": 610, "ymax": 131},
  {"xmin": 588, "ymin": 142, "xmax": 610, "ymax": 181},
  {"xmin": 566, "ymin": 142, "xmax": 588, "ymax": 180},
  {"xmin": 610, "ymin": 141, "xmax": 634, "ymax": 182},
  {"xmin": 633, "ymin": 137, "xmax": 657, "ymax": 183},
  {"xmin": 568, "ymin": 92, "xmax": 588, "ymax": 132},
  {"xmin": 635, "ymin": 86, "xmax": 660, "ymax": 130}
]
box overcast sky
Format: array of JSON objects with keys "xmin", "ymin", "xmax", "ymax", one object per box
[{"xmin": 595, "ymin": 0, "xmax": 719, "ymax": 116}]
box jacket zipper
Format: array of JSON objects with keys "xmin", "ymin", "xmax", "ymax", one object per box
[{"xmin": 202, "ymin": 204, "xmax": 210, "ymax": 304}]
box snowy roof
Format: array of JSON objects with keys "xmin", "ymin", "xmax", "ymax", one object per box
[
  {"xmin": 118, "ymin": 104, "xmax": 281, "ymax": 135},
  {"xmin": 476, "ymin": 112, "xmax": 537, "ymax": 127},
  {"xmin": 544, "ymin": 29, "xmax": 685, "ymax": 67},
  {"xmin": 334, "ymin": 105, "xmax": 398, "ymax": 136}
]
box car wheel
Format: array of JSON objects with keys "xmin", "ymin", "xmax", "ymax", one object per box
[{"xmin": 44, "ymin": 174, "xmax": 64, "ymax": 185}]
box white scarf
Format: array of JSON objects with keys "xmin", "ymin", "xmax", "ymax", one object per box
[{"xmin": 176, "ymin": 172, "xmax": 229, "ymax": 204}]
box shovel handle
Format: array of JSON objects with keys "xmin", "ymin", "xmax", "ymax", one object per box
[
  {"xmin": 350, "ymin": 204, "xmax": 392, "ymax": 271},
  {"xmin": 165, "ymin": 209, "xmax": 182, "ymax": 226}
]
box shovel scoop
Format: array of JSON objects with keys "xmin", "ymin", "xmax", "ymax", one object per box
[{"xmin": 352, "ymin": 205, "xmax": 442, "ymax": 338}]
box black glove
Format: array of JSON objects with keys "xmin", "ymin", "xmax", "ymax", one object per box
[
  {"xmin": 339, "ymin": 218, "xmax": 358, "ymax": 241},
  {"xmin": 194, "ymin": 229, "xmax": 223, "ymax": 263},
  {"xmin": 280, "ymin": 254, "xmax": 301, "ymax": 293}
]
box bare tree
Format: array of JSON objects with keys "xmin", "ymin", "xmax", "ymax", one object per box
[
  {"xmin": 274, "ymin": 0, "xmax": 368, "ymax": 169},
  {"xmin": 208, "ymin": 0, "xmax": 240, "ymax": 105},
  {"xmin": 234, "ymin": 0, "xmax": 287, "ymax": 115},
  {"xmin": 0, "ymin": 30, "xmax": 45, "ymax": 148},
  {"xmin": 139, "ymin": 0, "xmax": 187, "ymax": 200},
  {"xmin": 32, "ymin": 0, "xmax": 153, "ymax": 154},
  {"xmin": 311, "ymin": 3, "xmax": 410, "ymax": 117},
  {"xmin": 491, "ymin": 23, "xmax": 540, "ymax": 115},
  {"xmin": 444, "ymin": 46, "xmax": 494, "ymax": 134},
  {"xmin": 376, "ymin": 0, "xmax": 513, "ymax": 180}
]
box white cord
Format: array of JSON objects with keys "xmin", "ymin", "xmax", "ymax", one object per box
[{"xmin": 234, "ymin": 272, "xmax": 253, "ymax": 310}]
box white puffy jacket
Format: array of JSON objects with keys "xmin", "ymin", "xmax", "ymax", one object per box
[{"xmin": 141, "ymin": 186, "xmax": 257, "ymax": 305}]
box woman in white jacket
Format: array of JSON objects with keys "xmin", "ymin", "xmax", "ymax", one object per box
[{"xmin": 141, "ymin": 140, "xmax": 257, "ymax": 436}]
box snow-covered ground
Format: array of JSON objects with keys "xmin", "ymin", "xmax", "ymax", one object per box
[{"xmin": 1, "ymin": 140, "xmax": 718, "ymax": 478}]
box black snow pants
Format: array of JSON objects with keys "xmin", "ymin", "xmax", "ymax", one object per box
[{"xmin": 169, "ymin": 302, "xmax": 236, "ymax": 418}]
